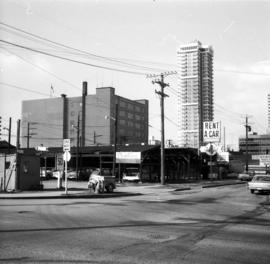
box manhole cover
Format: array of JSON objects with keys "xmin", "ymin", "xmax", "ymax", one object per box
[{"xmin": 147, "ymin": 233, "xmax": 170, "ymax": 240}]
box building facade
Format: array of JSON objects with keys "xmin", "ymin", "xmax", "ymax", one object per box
[
  {"xmin": 268, "ymin": 94, "xmax": 270, "ymax": 133},
  {"xmin": 21, "ymin": 85, "xmax": 148, "ymax": 148},
  {"xmin": 177, "ymin": 40, "xmax": 214, "ymax": 148},
  {"xmin": 239, "ymin": 134, "xmax": 270, "ymax": 155}
]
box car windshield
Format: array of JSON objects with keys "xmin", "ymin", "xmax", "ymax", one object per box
[
  {"xmin": 125, "ymin": 168, "xmax": 139, "ymax": 176},
  {"xmin": 254, "ymin": 176, "xmax": 270, "ymax": 182}
]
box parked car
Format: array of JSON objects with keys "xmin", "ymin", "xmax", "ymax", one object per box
[
  {"xmin": 248, "ymin": 175, "xmax": 270, "ymax": 194},
  {"xmin": 40, "ymin": 168, "xmax": 53, "ymax": 180},
  {"xmin": 52, "ymin": 170, "xmax": 63, "ymax": 179},
  {"xmin": 122, "ymin": 167, "xmax": 140, "ymax": 183},
  {"xmin": 88, "ymin": 168, "xmax": 116, "ymax": 193},
  {"xmin": 238, "ymin": 172, "xmax": 254, "ymax": 181},
  {"xmin": 67, "ymin": 170, "xmax": 77, "ymax": 180}
]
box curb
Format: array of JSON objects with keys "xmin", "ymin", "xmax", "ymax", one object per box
[
  {"xmin": 0, "ymin": 192, "xmax": 142, "ymax": 200},
  {"xmin": 202, "ymin": 181, "xmax": 246, "ymax": 188},
  {"xmin": 173, "ymin": 187, "xmax": 192, "ymax": 192}
]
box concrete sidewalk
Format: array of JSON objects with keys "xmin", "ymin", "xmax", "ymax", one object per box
[{"xmin": 0, "ymin": 179, "xmax": 246, "ymax": 199}]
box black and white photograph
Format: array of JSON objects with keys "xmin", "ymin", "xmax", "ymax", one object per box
[{"xmin": 0, "ymin": 0, "xmax": 270, "ymax": 263}]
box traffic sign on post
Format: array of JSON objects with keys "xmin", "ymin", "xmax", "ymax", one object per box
[
  {"xmin": 63, "ymin": 151, "xmax": 71, "ymax": 162},
  {"xmin": 63, "ymin": 139, "xmax": 70, "ymax": 151}
]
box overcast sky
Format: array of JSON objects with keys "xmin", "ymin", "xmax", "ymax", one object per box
[{"xmin": 0, "ymin": 0, "xmax": 270, "ymax": 149}]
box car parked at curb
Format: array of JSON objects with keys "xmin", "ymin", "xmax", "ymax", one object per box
[
  {"xmin": 238, "ymin": 172, "xmax": 254, "ymax": 181},
  {"xmin": 40, "ymin": 168, "xmax": 53, "ymax": 180},
  {"xmin": 248, "ymin": 174, "xmax": 270, "ymax": 194},
  {"xmin": 122, "ymin": 167, "xmax": 140, "ymax": 183}
]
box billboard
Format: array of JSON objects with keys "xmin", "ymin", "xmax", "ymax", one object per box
[
  {"xmin": 203, "ymin": 121, "xmax": 221, "ymax": 143},
  {"xmin": 252, "ymin": 155, "xmax": 270, "ymax": 166},
  {"xmin": 116, "ymin": 152, "xmax": 141, "ymax": 164}
]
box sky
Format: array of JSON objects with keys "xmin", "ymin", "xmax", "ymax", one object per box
[{"xmin": 0, "ymin": 0, "xmax": 270, "ymax": 150}]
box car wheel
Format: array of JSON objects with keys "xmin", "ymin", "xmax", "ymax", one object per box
[
  {"xmin": 106, "ymin": 184, "xmax": 114, "ymax": 193},
  {"xmin": 250, "ymin": 189, "xmax": 254, "ymax": 194}
]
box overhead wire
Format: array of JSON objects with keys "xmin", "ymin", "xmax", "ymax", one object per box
[
  {"xmin": 0, "ymin": 46, "xmax": 81, "ymax": 92},
  {"xmin": 0, "ymin": 22, "xmax": 166, "ymax": 73},
  {"xmin": 0, "ymin": 39, "xmax": 149, "ymax": 76}
]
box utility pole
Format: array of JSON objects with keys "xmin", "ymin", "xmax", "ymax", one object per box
[
  {"xmin": 113, "ymin": 104, "xmax": 118, "ymax": 179},
  {"xmin": 16, "ymin": 119, "xmax": 20, "ymax": 149},
  {"xmin": 15, "ymin": 119, "xmax": 21, "ymax": 191},
  {"xmin": 27, "ymin": 123, "xmax": 30, "ymax": 148},
  {"xmin": 245, "ymin": 115, "xmax": 252, "ymax": 172},
  {"xmin": 26, "ymin": 122, "xmax": 37, "ymax": 148},
  {"xmin": 93, "ymin": 131, "xmax": 102, "ymax": 145},
  {"xmin": 76, "ymin": 114, "xmax": 80, "ymax": 181},
  {"xmin": 223, "ymin": 126, "xmax": 226, "ymax": 151},
  {"xmin": 147, "ymin": 71, "xmax": 176, "ymax": 185},
  {"xmin": 8, "ymin": 117, "xmax": 11, "ymax": 153}
]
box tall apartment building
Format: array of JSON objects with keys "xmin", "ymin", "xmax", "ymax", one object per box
[
  {"xmin": 21, "ymin": 84, "xmax": 148, "ymax": 148},
  {"xmin": 177, "ymin": 40, "xmax": 214, "ymax": 148},
  {"xmin": 268, "ymin": 94, "xmax": 270, "ymax": 133}
]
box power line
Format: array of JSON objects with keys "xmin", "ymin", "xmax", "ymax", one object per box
[
  {"xmin": 0, "ymin": 39, "xmax": 148, "ymax": 76},
  {"xmin": 1, "ymin": 47, "xmax": 81, "ymax": 92},
  {"xmin": 0, "ymin": 22, "xmax": 166, "ymax": 73},
  {"xmin": 0, "ymin": 82, "xmax": 50, "ymax": 96}
]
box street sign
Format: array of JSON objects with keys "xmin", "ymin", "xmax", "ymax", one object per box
[
  {"xmin": 63, "ymin": 139, "xmax": 70, "ymax": 151},
  {"xmin": 63, "ymin": 151, "xmax": 71, "ymax": 162},
  {"xmin": 36, "ymin": 146, "xmax": 47, "ymax": 151},
  {"xmin": 205, "ymin": 143, "xmax": 218, "ymax": 156},
  {"xmin": 203, "ymin": 121, "xmax": 221, "ymax": 143},
  {"xmin": 252, "ymin": 154, "xmax": 270, "ymax": 166}
]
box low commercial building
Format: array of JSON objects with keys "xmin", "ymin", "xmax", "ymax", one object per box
[{"xmin": 21, "ymin": 83, "xmax": 148, "ymax": 148}]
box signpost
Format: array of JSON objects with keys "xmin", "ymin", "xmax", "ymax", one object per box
[
  {"xmin": 203, "ymin": 121, "xmax": 221, "ymax": 180},
  {"xmin": 63, "ymin": 139, "xmax": 70, "ymax": 194}
]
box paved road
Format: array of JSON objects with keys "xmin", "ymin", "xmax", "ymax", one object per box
[{"xmin": 0, "ymin": 184, "xmax": 269, "ymax": 263}]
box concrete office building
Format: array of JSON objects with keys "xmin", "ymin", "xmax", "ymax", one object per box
[
  {"xmin": 177, "ymin": 40, "xmax": 214, "ymax": 148},
  {"xmin": 21, "ymin": 83, "xmax": 149, "ymax": 148},
  {"xmin": 239, "ymin": 134, "xmax": 270, "ymax": 155}
]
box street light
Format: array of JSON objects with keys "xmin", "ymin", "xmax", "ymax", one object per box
[
  {"xmin": 105, "ymin": 107, "xmax": 118, "ymax": 179},
  {"xmin": 72, "ymin": 114, "xmax": 80, "ymax": 181}
]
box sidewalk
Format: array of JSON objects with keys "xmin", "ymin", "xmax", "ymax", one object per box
[{"xmin": 0, "ymin": 179, "xmax": 246, "ymax": 199}]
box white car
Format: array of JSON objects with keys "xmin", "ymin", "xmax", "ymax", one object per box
[
  {"xmin": 238, "ymin": 172, "xmax": 253, "ymax": 181},
  {"xmin": 248, "ymin": 175, "xmax": 270, "ymax": 194},
  {"xmin": 122, "ymin": 168, "xmax": 140, "ymax": 183}
]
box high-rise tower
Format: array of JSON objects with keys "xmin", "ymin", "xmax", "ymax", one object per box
[
  {"xmin": 177, "ymin": 40, "xmax": 214, "ymax": 148},
  {"xmin": 267, "ymin": 94, "xmax": 270, "ymax": 134}
]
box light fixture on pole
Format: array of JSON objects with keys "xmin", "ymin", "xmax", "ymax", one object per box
[{"xmin": 105, "ymin": 104, "xmax": 118, "ymax": 178}]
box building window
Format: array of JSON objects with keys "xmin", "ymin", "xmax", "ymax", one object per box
[
  {"xmin": 135, "ymin": 114, "xmax": 141, "ymax": 121},
  {"xmin": 120, "ymin": 101, "xmax": 126, "ymax": 108},
  {"xmin": 128, "ymin": 104, "xmax": 133, "ymax": 110},
  {"xmin": 119, "ymin": 119, "xmax": 126, "ymax": 125},
  {"xmin": 119, "ymin": 111, "xmax": 125, "ymax": 117}
]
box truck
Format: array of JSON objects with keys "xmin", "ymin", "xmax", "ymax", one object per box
[{"xmin": 87, "ymin": 168, "xmax": 116, "ymax": 193}]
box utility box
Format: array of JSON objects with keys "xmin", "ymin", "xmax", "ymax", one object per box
[{"xmin": 17, "ymin": 150, "xmax": 41, "ymax": 190}]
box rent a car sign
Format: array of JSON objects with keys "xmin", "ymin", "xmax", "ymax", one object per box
[{"xmin": 203, "ymin": 121, "xmax": 221, "ymax": 143}]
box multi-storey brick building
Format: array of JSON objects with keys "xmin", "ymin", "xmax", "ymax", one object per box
[{"xmin": 21, "ymin": 83, "xmax": 148, "ymax": 148}]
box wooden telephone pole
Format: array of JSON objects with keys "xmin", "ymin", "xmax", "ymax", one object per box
[{"xmin": 147, "ymin": 71, "xmax": 177, "ymax": 185}]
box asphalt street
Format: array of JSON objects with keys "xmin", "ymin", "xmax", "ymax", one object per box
[{"xmin": 0, "ymin": 183, "xmax": 270, "ymax": 264}]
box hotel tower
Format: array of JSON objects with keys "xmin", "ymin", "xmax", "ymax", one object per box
[{"xmin": 177, "ymin": 40, "xmax": 214, "ymax": 148}]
